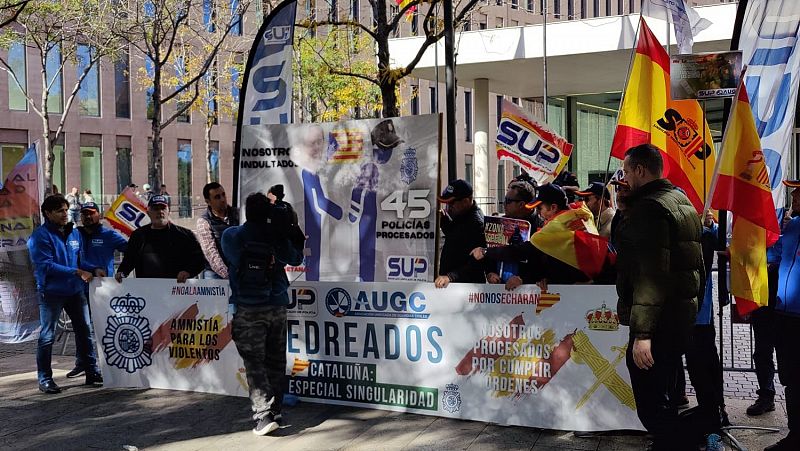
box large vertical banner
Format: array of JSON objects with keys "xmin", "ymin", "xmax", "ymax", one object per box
[
  {"xmin": 0, "ymin": 145, "xmax": 41, "ymax": 342},
  {"xmin": 238, "ymin": 116, "xmax": 440, "ymax": 282},
  {"xmin": 737, "ymin": 1, "xmax": 800, "ymax": 214},
  {"xmin": 239, "ymin": 0, "xmax": 297, "ymax": 126}
]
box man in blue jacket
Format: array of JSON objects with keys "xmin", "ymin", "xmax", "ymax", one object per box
[
  {"xmin": 221, "ymin": 192, "xmax": 304, "ymax": 436},
  {"xmin": 765, "ymin": 181, "xmax": 800, "ymax": 451},
  {"xmin": 63, "ymin": 202, "xmax": 127, "ymax": 379},
  {"xmin": 27, "ymin": 195, "xmax": 102, "ymax": 394}
]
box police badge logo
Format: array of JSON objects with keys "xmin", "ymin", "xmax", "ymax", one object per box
[
  {"xmin": 102, "ymin": 293, "xmax": 153, "ymax": 373},
  {"xmin": 442, "ymin": 383, "xmax": 462, "ymax": 413},
  {"xmin": 400, "ymin": 147, "xmax": 419, "ymax": 185}
]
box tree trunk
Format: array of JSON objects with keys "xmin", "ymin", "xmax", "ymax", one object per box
[
  {"xmin": 374, "ymin": 1, "xmax": 399, "ymax": 118},
  {"xmin": 150, "ymin": 67, "xmax": 163, "ymax": 194},
  {"xmin": 39, "ymin": 63, "xmax": 53, "ymax": 195},
  {"xmin": 205, "ymin": 119, "xmax": 213, "ymax": 183}
]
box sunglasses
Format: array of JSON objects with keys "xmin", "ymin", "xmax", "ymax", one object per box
[{"xmin": 504, "ymin": 197, "xmax": 525, "ymax": 205}]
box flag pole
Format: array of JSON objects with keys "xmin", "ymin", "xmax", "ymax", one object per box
[
  {"xmin": 543, "ymin": 0, "xmax": 548, "ymax": 122},
  {"xmin": 702, "ymin": 99, "xmax": 707, "ymax": 206}
]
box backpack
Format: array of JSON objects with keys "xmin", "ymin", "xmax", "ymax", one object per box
[{"xmin": 237, "ymin": 239, "xmax": 275, "ymax": 297}]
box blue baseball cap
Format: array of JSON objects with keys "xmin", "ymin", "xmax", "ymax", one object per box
[{"xmin": 80, "ymin": 202, "xmax": 100, "ymax": 212}]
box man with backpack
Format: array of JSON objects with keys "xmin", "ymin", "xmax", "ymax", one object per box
[{"xmin": 221, "ymin": 192, "xmax": 304, "ymax": 436}]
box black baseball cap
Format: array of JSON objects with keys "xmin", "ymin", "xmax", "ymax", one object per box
[
  {"xmin": 148, "ymin": 195, "xmax": 169, "ymax": 208},
  {"xmin": 80, "ymin": 202, "xmax": 100, "ymax": 212},
  {"xmin": 528, "ymin": 183, "xmax": 568, "ymax": 209},
  {"xmin": 575, "ymin": 182, "xmax": 611, "ymax": 200},
  {"xmin": 438, "ymin": 179, "xmax": 473, "ymax": 203}
]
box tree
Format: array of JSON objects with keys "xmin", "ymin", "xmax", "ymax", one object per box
[
  {"xmin": 111, "ymin": 0, "xmax": 250, "ymax": 192},
  {"xmin": 0, "ymin": 0, "xmax": 30, "ymax": 29},
  {"xmin": 301, "ymin": 0, "xmax": 480, "ymax": 118},
  {"xmin": 0, "ymin": 0, "xmax": 123, "ymax": 192},
  {"xmin": 295, "ymin": 28, "xmax": 383, "ymax": 122}
]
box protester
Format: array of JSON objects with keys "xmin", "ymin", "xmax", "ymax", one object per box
[
  {"xmin": 197, "ymin": 182, "xmax": 239, "ymax": 280},
  {"xmin": 142, "ymin": 184, "xmax": 154, "ymax": 202},
  {"xmin": 160, "ymin": 184, "xmax": 171, "ymax": 205},
  {"xmin": 65, "ymin": 186, "xmax": 81, "ymax": 224},
  {"xmin": 115, "ymin": 195, "xmax": 204, "ymax": 282},
  {"xmin": 27, "ymin": 194, "xmax": 102, "ymax": 393},
  {"xmin": 575, "ymin": 181, "xmax": 615, "ymax": 238},
  {"xmin": 64, "ymin": 202, "xmax": 127, "ymax": 379},
  {"xmin": 762, "ymin": 180, "xmax": 800, "ymax": 451},
  {"xmin": 553, "ymin": 169, "xmax": 580, "ymax": 203},
  {"xmin": 615, "ymin": 144, "xmax": 704, "ymax": 451},
  {"xmin": 436, "ymin": 179, "xmax": 486, "ymax": 288},
  {"xmin": 681, "ymin": 209, "xmax": 728, "ymax": 448},
  {"xmin": 82, "ymin": 190, "xmax": 94, "ymax": 204},
  {"xmin": 471, "ymin": 183, "xmax": 589, "ymax": 287},
  {"xmin": 221, "ymin": 192, "xmax": 304, "ymax": 436}
]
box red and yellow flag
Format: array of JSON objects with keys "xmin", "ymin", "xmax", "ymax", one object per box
[
  {"xmin": 611, "ymin": 18, "xmax": 716, "ymax": 213},
  {"xmin": 710, "ymin": 81, "xmax": 780, "ymax": 317},
  {"xmin": 531, "ymin": 203, "xmax": 608, "ymax": 279}
]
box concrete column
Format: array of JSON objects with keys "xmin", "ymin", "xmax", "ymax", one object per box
[{"xmin": 473, "ymin": 78, "xmax": 489, "ymax": 199}]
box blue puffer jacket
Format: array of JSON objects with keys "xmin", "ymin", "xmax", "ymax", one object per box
[
  {"xmin": 221, "ymin": 221, "xmax": 304, "ymax": 307},
  {"xmin": 28, "ymin": 221, "xmax": 90, "ymax": 296},
  {"xmin": 771, "ymin": 216, "xmax": 800, "ymax": 317},
  {"xmin": 79, "ymin": 225, "xmax": 128, "ymax": 276}
]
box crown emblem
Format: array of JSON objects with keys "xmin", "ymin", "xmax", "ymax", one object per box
[
  {"xmin": 585, "ymin": 302, "xmax": 619, "ymax": 331},
  {"xmin": 110, "ymin": 293, "xmax": 147, "ymax": 314}
]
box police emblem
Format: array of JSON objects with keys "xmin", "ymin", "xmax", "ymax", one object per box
[
  {"xmin": 102, "ymin": 293, "xmax": 153, "ymax": 374},
  {"xmin": 442, "ymin": 383, "xmax": 462, "ymax": 413},
  {"xmin": 400, "ymin": 147, "xmax": 419, "ymax": 185}
]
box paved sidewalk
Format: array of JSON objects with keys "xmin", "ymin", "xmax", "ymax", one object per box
[{"xmin": 0, "ymin": 351, "xmax": 789, "ymax": 451}]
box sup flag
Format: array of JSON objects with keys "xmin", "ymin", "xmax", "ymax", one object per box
[
  {"xmin": 104, "ymin": 187, "xmax": 149, "ymax": 238},
  {"xmin": 611, "ymin": 18, "xmax": 716, "ymax": 214},
  {"xmin": 531, "ymin": 203, "xmax": 608, "ymax": 279},
  {"xmin": 496, "ymin": 99, "xmax": 573, "ymax": 186},
  {"xmin": 238, "ymin": 0, "xmax": 297, "ymax": 126},
  {"xmin": 641, "ymin": 0, "xmax": 712, "ymax": 55},
  {"xmin": 709, "ymin": 78, "xmax": 779, "ymax": 317}
]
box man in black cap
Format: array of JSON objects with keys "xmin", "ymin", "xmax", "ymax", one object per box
[
  {"xmin": 435, "ymin": 179, "xmax": 486, "ymax": 288},
  {"xmin": 575, "ymin": 181, "xmax": 615, "ymax": 238},
  {"xmin": 471, "ymin": 183, "xmax": 589, "ymax": 287},
  {"xmin": 116, "ymin": 195, "xmax": 204, "ymax": 282},
  {"xmin": 65, "ymin": 201, "xmax": 128, "ymax": 379}
]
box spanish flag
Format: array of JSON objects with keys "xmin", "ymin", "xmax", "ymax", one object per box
[
  {"xmin": 709, "ymin": 79, "xmax": 780, "ymax": 317},
  {"xmin": 611, "ymin": 18, "xmax": 716, "ymax": 214},
  {"xmin": 531, "ymin": 203, "xmax": 608, "ymax": 279}
]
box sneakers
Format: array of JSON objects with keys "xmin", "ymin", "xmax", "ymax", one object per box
[
  {"xmin": 705, "ymin": 433, "xmax": 725, "ymax": 451},
  {"xmin": 253, "ymin": 412, "xmax": 279, "ymax": 436},
  {"xmin": 672, "ymin": 394, "xmax": 690, "ymax": 409},
  {"xmin": 66, "ymin": 366, "xmax": 85, "ymax": 378},
  {"xmin": 38, "ymin": 380, "xmax": 61, "ymax": 394},
  {"xmin": 745, "ymin": 396, "xmax": 775, "ymax": 416},
  {"xmin": 85, "ymin": 372, "xmax": 103, "ymax": 386}
]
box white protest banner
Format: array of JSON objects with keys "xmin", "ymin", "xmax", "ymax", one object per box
[
  {"xmin": 91, "ymin": 278, "xmax": 643, "ymax": 432},
  {"xmin": 496, "ymin": 100, "xmax": 572, "ymax": 186},
  {"xmin": 237, "ymin": 115, "xmax": 440, "ymax": 283}
]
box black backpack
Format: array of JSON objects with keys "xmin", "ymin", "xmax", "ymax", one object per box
[{"xmin": 237, "ymin": 239, "xmax": 275, "ymax": 297}]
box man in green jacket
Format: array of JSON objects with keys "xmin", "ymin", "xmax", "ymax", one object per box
[{"xmin": 616, "ymin": 144, "xmax": 704, "ymax": 451}]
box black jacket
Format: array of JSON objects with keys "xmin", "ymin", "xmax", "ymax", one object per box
[
  {"xmin": 615, "ymin": 179, "xmax": 703, "ymax": 345},
  {"xmin": 439, "ymin": 202, "xmax": 487, "ymax": 283},
  {"xmin": 118, "ymin": 223, "xmax": 205, "ymax": 279}
]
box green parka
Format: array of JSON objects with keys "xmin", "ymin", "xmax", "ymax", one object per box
[{"xmin": 615, "ymin": 178, "xmax": 704, "ymax": 346}]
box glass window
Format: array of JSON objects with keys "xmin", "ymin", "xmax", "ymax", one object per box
[
  {"xmin": 77, "ymin": 45, "xmax": 100, "ymax": 117},
  {"xmin": 204, "ymin": 0, "xmax": 215, "ymax": 32},
  {"xmin": 496, "ymin": 17, "xmax": 504, "ymax": 28},
  {"xmin": 0, "ymin": 144, "xmax": 26, "ymax": 182},
  {"xmin": 45, "ymin": 44, "xmax": 63, "ymax": 114},
  {"xmin": 230, "ymin": 54, "xmax": 242, "ymax": 121},
  {"xmin": 177, "ymin": 101, "xmax": 191, "ymax": 123},
  {"xmin": 7, "ymin": 42, "xmax": 27, "ymax": 111},
  {"xmin": 511, "ymin": 0, "xmax": 518, "ymax": 9},
  {"xmin": 429, "ymin": 86, "xmax": 437, "ymax": 114},
  {"xmin": 581, "ymin": 0, "xmax": 587, "ymax": 19},
  {"xmin": 593, "ymin": 0, "xmax": 599, "ymax": 17},
  {"xmin": 210, "ymin": 140, "xmax": 220, "ymax": 182},
  {"xmin": 411, "ymin": 85, "xmax": 419, "ymax": 115},
  {"xmin": 479, "ymin": 15, "xmax": 487, "ymax": 29},
  {"xmin": 412, "ymin": 10, "xmax": 418, "ymax": 35},
  {"xmin": 205, "ymin": 65, "xmax": 218, "ymax": 125},
  {"xmin": 115, "ymin": 50, "xmax": 131, "ymax": 118},
  {"xmin": 52, "ymin": 143, "xmax": 65, "ymax": 194},
  {"xmin": 80, "ymin": 135, "xmax": 102, "ymax": 201},
  {"xmin": 116, "ymin": 137, "xmax": 132, "ymax": 194},
  {"xmin": 145, "ymin": 57, "xmax": 155, "ymax": 120},
  {"xmin": 351, "ymin": 0, "xmax": 359, "ymax": 21},
  {"xmin": 629, "ymin": 0, "xmax": 635, "ymax": 13},
  {"xmin": 554, "ymin": 0, "xmax": 561, "ymax": 18},
  {"xmin": 177, "ymin": 140, "xmax": 192, "ymax": 218},
  {"xmin": 230, "ymin": 0, "xmax": 242, "ymax": 35},
  {"xmin": 329, "ymin": 0, "xmax": 338, "ymax": 21},
  {"xmin": 464, "ymin": 90, "xmax": 472, "ymax": 142},
  {"xmin": 465, "ymin": 155, "xmax": 473, "ymax": 187}
]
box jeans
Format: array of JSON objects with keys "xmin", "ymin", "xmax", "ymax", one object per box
[
  {"xmin": 202, "ymin": 269, "xmax": 223, "ymax": 280},
  {"xmin": 37, "ymin": 291, "xmax": 99, "ymax": 384}
]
